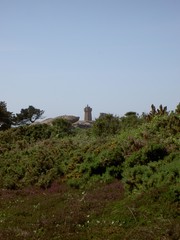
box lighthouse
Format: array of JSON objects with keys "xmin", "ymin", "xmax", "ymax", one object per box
[{"xmin": 84, "ymin": 105, "xmax": 92, "ymax": 121}]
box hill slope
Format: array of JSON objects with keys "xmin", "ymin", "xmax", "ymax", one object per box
[{"xmin": 0, "ymin": 110, "xmax": 179, "ymax": 239}]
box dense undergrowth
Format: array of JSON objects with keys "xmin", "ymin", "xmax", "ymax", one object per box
[{"xmin": 0, "ymin": 107, "xmax": 179, "ymax": 239}]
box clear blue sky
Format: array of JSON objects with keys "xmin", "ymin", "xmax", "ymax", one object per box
[{"xmin": 0, "ymin": 0, "xmax": 179, "ymax": 120}]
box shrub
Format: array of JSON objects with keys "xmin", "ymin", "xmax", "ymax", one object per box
[
  {"xmin": 124, "ymin": 143, "xmax": 168, "ymax": 168},
  {"xmin": 92, "ymin": 114, "xmax": 120, "ymax": 136},
  {"xmin": 23, "ymin": 124, "xmax": 52, "ymax": 141},
  {"xmin": 163, "ymin": 184, "xmax": 180, "ymax": 203},
  {"xmin": 80, "ymin": 147, "xmax": 125, "ymax": 184},
  {"xmin": 51, "ymin": 118, "xmax": 73, "ymax": 137},
  {"xmin": 123, "ymin": 153, "xmax": 180, "ymax": 192},
  {"xmin": 123, "ymin": 165, "xmax": 152, "ymax": 192},
  {"xmin": 120, "ymin": 112, "xmax": 143, "ymax": 130}
]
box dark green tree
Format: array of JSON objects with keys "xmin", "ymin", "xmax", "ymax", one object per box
[
  {"xmin": 124, "ymin": 111, "xmax": 138, "ymax": 117},
  {"xmin": 0, "ymin": 101, "xmax": 12, "ymax": 130},
  {"xmin": 14, "ymin": 105, "xmax": 44, "ymax": 125}
]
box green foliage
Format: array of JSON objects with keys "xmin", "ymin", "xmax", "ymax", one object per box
[
  {"xmin": 124, "ymin": 143, "xmax": 168, "ymax": 168},
  {"xmin": 0, "ymin": 124, "xmax": 51, "ymax": 146},
  {"xmin": 123, "ymin": 152, "xmax": 180, "ymax": 193},
  {"xmin": 88, "ymin": 148, "xmax": 124, "ymax": 178},
  {"xmin": 0, "ymin": 101, "xmax": 12, "ymax": 130},
  {"xmin": 0, "ymin": 103, "xmax": 180, "ymax": 239},
  {"xmin": 92, "ymin": 113, "xmax": 120, "ymax": 136},
  {"xmin": 0, "ymin": 103, "xmax": 179, "ymax": 196},
  {"xmin": 14, "ymin": 105, "xmax": 44, "ymax": 125},
  {"xmin": 146, "ymin": 104, "xmax": 168, "ymax": 121},
  {"xmin": 175, "ymin": 102, "xmax": 180, "ymax": 114},
  {"xmin": 163, "ymin": 184, "xmax": 180, "ymax": 203},
  {"xmin": 22, "ymin": 124, "xmax": 52, "ymax": 141},
  {"xmin": 120, "ymin": 111, "xmax": 143, "ymax": 129},
  {"xmin": 51, "ymin": 118, "xmax": 73, "ymax": 137}
]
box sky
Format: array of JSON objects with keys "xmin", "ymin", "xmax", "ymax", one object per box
[{"xmin": 0, "ymin": 0, "xmax": 179, "ymax": 120}]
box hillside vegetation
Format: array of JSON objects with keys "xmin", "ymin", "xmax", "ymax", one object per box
[{"xmin": 0, "ymin": 104, "xmax": 179, "ymax": 239}]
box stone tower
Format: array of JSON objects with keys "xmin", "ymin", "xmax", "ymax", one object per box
[{"xmin": 84, "ymin": 105, "xmax": 92, "ymax": 121}]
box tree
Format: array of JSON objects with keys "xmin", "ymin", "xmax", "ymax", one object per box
[
  {"xmin": 14, "ymin": 105, "xmax": 44, "ymax": 125},
  {"xmin": 124, "ymin": 111, "xmax": 138, "ymax": 117},
  {"xmin": 0, "ymin": 101, "xmax": 12, "ymax": 130}
]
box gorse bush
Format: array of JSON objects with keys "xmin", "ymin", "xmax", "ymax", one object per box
[
  {"xmin": 92, "ymin": 113, "xmax": 121, "ymax": 136},
  {"xmin": 51, "ymin": 118, "xmax": 73, "ymax": 138},
  {"xmin": 123, "ymin": 151, "xmax": 180, "ymax": 193},
  {"xmin": 0, "ymin": 124, "xmax": 52, "ymax": 147},
  {"xmin": 124, "ymin": 143, "xmax": 168, "ymax": 168},
  {"xmin": 87, "ymin": 147, "xmax": 125, "ymax": 178},
  {"xmin": 0, "ymin": 104, "xmax": 179, "ymax": 193},
  {"xmin": 120, "ymin": 111, "xmax": 144, "ymax": 130}
]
